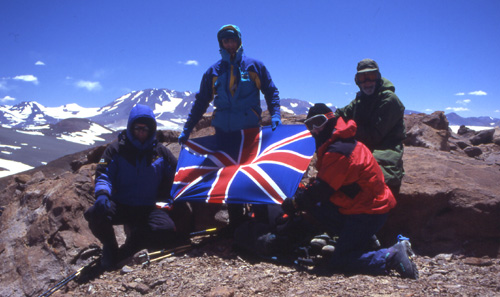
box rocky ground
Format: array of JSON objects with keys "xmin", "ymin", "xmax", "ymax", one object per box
[
  {"xmin": 2, "ymin": 111, "xmax": 500, "ymax": 297},
  {"xmin": 51, "ymin": 237, "xmax": 500, "ymax": 297}
]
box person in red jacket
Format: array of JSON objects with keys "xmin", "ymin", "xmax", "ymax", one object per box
[{"xmin": 281, "ymin": 103, "xmax": 418, "ymax": 279}]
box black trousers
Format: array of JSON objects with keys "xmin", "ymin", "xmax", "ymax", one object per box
[{"xmin": 84, "ymin": 200, "xmax": 177, "ymax": 251}]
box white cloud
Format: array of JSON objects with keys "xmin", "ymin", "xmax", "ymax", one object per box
[
  {"xmin": 455, "ymin": 92, "xmax": 465, "ymax": 96},
  {"xmin": 180, "ymin": 60, "xmax": 199, "ymax": 66},
  {"xmin": 332, "ymin": 81, "xmax": 350, "ymax": 86},
  {"xmin": 424, "ymin": 108, "xmax": 433, "ymax": 112},
  {"xmin": 35, "ymin": 61, "xmax": 45, "ymax": 66},
  {"xmin": 446, "ymin": 107, "xmax": 469, "ymax": 112},
  {"xmin": 1, "ymin": 95, "xmax": 15, "ymax": 102},
  {"xmin": 76, "ymin": 80, "xmax": 102, "ymax": 91},
  {"xmin": 495, "ymin": 110, "xmax": 500, "ymax": 113},
  {"xmin": 468, "ymin": 90, "xmax": 487, "ymax": 96},
  {"xmin": 13, "ymin": 75, "xmax": 39, "ymax": 85},
  {"xmin": 456, "ymin": 99, "xmax": 471, "ymax": 105}
]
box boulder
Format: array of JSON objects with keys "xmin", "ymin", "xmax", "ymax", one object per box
[
  {"xmin": 379, "ymin": 146, "xmax": 500, "ymax": 257},
  {"xmin": 470, "ymin": 129, "xmax": 495, "ymax": 145},
  {"xmin": 403, "ymin": 111, "xmax": 451, "ymax": 151}
]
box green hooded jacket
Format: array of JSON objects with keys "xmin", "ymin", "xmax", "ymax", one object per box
[{"xmin": 335, "ymin": 78, "xmax": 406, "ymax": 187}]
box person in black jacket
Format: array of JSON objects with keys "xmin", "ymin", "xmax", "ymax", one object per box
[{"xmin": 84, "ymin": 104, "xmax": 189, "ymax": 270}]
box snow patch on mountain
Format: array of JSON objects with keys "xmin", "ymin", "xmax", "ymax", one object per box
[
  {"xmin": 56, "ymin": 122, "xmax": 114, "ymax": 145},
  {"xmin": 16, "ymin": 130, "xmax": 44, "ymax": 136},
  {"xmin": 43, "ymin": 103, "xmax": 100, "ymax": 119},
  {"xmin": 0, "ymin": 158, "xmax": 34, "ymax": 178}
]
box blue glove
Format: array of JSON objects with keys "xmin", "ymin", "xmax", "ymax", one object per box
[
  {"xmin": 94, "ymin": 195, "xmax": 112, "ymax": 216},
  {"xmin": 271, "ymin": 115, "xmax": 281, "ymax": 131},
  {"xmin": 178, "ymin": 131, "xmax": 190, "ymax": 145}
]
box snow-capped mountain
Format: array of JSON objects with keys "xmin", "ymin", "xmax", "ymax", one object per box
[
  {"xmin": 446, "ymin": 112, "xmax": 500, "ymax": 128},
  {"xmin": 2, "ymin": 88, "xmax": 499, "ymax": 134},
  {"xmin": 0, "ymin": 101, "xmax": 58, "ymax": 128},
  {"xmin": 0, "ymin": 120, "xmax": 116, "ymax": 178},
  {"xmin": 0, "ymin": 88, "xmax": 319, "ymax": 132},
  {"xmin": 88, "ymin": 88, "xmax": 197, "ymax": 131}
]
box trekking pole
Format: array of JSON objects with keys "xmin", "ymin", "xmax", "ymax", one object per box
[
  {"xmin": 38, "ymin": 257, "xmax": 99, "ymax": 297},
  {"xmin": 139, "ymin": 228, "xmax": 218, "ymax": 266},
  {"xmin": 141, "ymin": 245, "xmax": 193, "ymax": 266},
  {"xmin": 189, "ymin": 227, "xmax": 217, "ymax": 237},
  {"xmin": 139, "ymin": 244, "xmax": 192, "ymax": 260}
]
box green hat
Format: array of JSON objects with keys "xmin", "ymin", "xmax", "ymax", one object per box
[{"xmin": 356, "ymin": 59, "xmax": 380, "ymax": 73}]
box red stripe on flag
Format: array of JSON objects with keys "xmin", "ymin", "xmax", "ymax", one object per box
[
  {"xmin": 241, "ymin": 166, "xmax": 284, "ymax": 203},
  {"xmin": 207, "ymin": 166, "xmax": 239, "ymax": 203},
  {"xmin": 174, "ymin": 167, "xmax": 215, "ymax": 183}
]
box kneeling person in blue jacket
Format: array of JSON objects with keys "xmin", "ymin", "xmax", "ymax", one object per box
[{"xmin": 85, "ymin": 104, "xmax": 185, "ymax": 270}]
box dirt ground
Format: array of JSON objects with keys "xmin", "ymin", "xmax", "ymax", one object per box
[{"xmin": 48, "ymin": 237, "xmax": 500, "ymax": 297}]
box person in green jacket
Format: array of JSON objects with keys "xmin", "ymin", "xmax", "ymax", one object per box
[{"xmin": 335, "ymin": 59, "xmax": 406, "ymax": 196}]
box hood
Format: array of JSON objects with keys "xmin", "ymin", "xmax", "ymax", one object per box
[
  {"xmin": 317, "ymin": 117, "xmax": 357, "ymax": 151},
  {"xmin": 218, "ymin": 24, "xmax": 244, "ymax": 63},
  {"xmin": 378, "ymin": 77, "xmax": 396, "ymax": 93},
  {"xmin": 217, "ymin": 24, "xmax": 242, "ymax": 48},
  {"xmin": 331, "ymin": 117, "xmax": 357, "ymax": 139},
  {"xmin": 125, "ymin": 104, "xmax": 157, "ymax": 150}
]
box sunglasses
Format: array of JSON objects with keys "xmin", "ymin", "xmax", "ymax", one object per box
[
  {"xmin": 304, "ymin": 112, "xmax": 335, "ymax": 131},
  {"xmin": 133, "ymin": 125, "xmax": 150, "ymax": 132},
  {"xmin": 357, "ymin": 71, "xmax": 378, "ymax": 83}
]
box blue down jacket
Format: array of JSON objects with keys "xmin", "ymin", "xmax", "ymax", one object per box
[
  {"xmin": 183, "ymin": 25, "xmax": 281, "ymax": 134},
  {"xmin": 94, "ymin": 104, "xmax": 177, "ymax": 206}
]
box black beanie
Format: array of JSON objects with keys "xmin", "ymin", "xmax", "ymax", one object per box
[{"xmin": 307, "ymin": 103, "xmax": 333, "ymax": 119}]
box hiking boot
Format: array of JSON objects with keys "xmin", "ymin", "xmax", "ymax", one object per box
[
  {"xmin": 310, "ymin": 238, "xmax": 327, "ymax": 249},
  {"xmin": 101, "ymin": 243, "xmax": 118, "ymax": 271},
  {"xmin": 321, "ymin": 245, "xmax": 335, "ymax": 256},
  {"xmin": 386, "ymin": 241, "xmax": 419, "ymax": 279},
  {"xmin": 371, "ymin": 235, "xmax": 381, "ymax": 250}
]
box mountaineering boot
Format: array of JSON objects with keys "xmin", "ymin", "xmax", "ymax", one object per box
[
  {"xmin": 101, "ymin": 241, "xmax": 119, "ymax": 271},
  {"xmin": 386, "ymin": 240, "xmax": 419, "ymax": 279}
]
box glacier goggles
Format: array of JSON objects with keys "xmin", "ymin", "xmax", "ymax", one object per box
[
  {"xmin": 304, "ymin": 112, "xmax": 335, "ymax": 131},
  {"xmin": 133, "ymin": 125, "xmax": 150, "ymax": 133},
  {"xmin": 356, "ymin": 71, "xmax": 379, "ymax": 83}
]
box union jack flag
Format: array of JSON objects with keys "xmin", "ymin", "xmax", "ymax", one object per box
[{"xmin": 171, "ymin": 125, "xmax": 315, "ymax": 204}]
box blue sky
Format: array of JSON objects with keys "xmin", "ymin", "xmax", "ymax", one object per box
[{"xmin": 1, "ymin": 0, "xmax": 499, "ymax": 118}]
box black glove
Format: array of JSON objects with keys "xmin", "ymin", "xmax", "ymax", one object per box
[
  {"xmin": 281, "ymin": 198, "xmax": 297, "ymax": 216},
  {"xmin": 302, "ymin": 178, "xmax": 335, "ymax": 205},
  {"xmin": 94, "ymin": 195, "xmax": 116, "ymax": 218}
]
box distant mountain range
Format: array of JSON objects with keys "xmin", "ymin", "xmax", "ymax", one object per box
[
  {"xmin": 2, "ymin": 88, "xmax": 498, "ymax": 131},
  {"xmin": 1, "ymin": 88, "xmax": 499, "ymax": 177}
]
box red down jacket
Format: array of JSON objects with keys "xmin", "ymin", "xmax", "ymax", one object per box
[{"xmin": 316, "ymin": 117, "xmax": 396, "ymax": 215}]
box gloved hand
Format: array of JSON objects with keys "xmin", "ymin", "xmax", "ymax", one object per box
[
  {"xmin": 178, "ymin": 131, "xmax": 190, "ymax": 145},
  {"xmin": 271, "ymin": 115, "xmax": 281, "ymax": 131},
  {"xmin": 305, "ymin": 178, "xmax": 335, "ymax": 203},
  {"xmin": 94, "ymin": 195, "xmax": 112, "ymax": 216},
  {"xmin": 281, "ymin": 197, "xmax": 297, "ymax": 216}
]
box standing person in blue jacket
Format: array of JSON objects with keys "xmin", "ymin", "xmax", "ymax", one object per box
[
  {"xmin": 85, "ymin": 104, "xmax": 184, "ymax": 270},
  {"xmin": 178, "ymin": 24, "xmax": 282, "ymax": 233},
  {"xmin": 178, "ymin": 24, "xmax": 281, "ymax": 144}
]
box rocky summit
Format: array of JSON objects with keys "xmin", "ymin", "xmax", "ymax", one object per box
[{"xmin": 0, "ymin": 111, "xmax": 499, "ymax": 296}]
